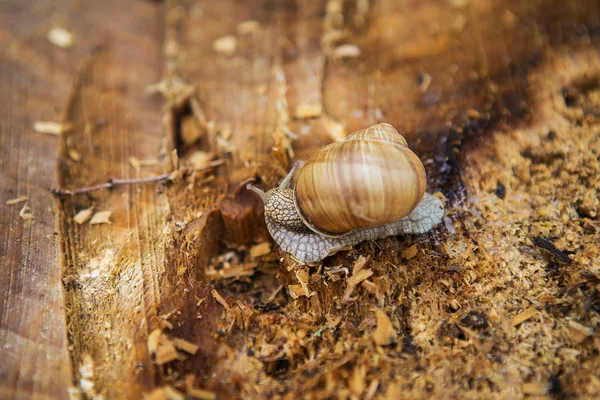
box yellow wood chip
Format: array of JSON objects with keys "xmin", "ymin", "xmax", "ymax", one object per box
[
  {"xmin": 129, "ymin": 156, "xmax": 141, "ymax": 170},
  {"xmin": 372, "ymin": 309, "xmax": 398, "ymax": 346},
  {"xmin": 145, "ymin": 388, "xmax": 168, "ymax": 400},
  {"xmin": 236, "ymin": 20, "xmax": 260, "ymax": 35},
  {"xmin": 189, "ymin": 151, "xmax": 214, "ymax": 169},
  {"xmin": 19, "ymin": 203, "xmax": 33, "ymax": 220},
  {"xmin": 33, "ymin": 121, "xmax": 73, "ymax": 135},
  {"xmin": 188, "ymin": 388, "xmax": 215, "ymax": 400},
  {"xmin": 211, "ymin": 289, "xmax": 230, "ymax": 310},
  {"xmin": 73, "ymin": 207, "xmax": 94, "ymax": 224},
  {"xmin": 522, "ymin": 382, "xmax": 545, "ymax": 395},
  {"xmin": 343, "ymin": 256, "xmax": 373, "ymax": 303},
  {"xmin": 147, "ymin": 329, "xmax": 162, "ymax": 354},
  {"xmin": 164, "ymin": 386, "xmax": 185, "ymax": 400},
  {"xmin": 47, "ymin": 27, "xmax": 74, "ymax": 48},
  {"xmin": 511, "ymin": 307, "xmax": 538, "ymax": 327},
  {"xmin": 401, "ymin": 244, "xmax": 418, "ymax": 259},
  {"xmin": 90, "ymin": 211, "xmax": 112, "ymax": 225},
  {"xmin": 172, "ymin": 338, "xmax": 199, "ymax": 355},
  {"xmin": 250, "ymin": 242, "xmax": 271, "ymax": 258},
  {"xmin": 332, "ymin": 44, "xmax": 361, "ymax": 59},
  {"xmin": 568, "ymin": 320, "xmax": 593, "ymax": 337},
  {"xmin": 5, "ymin": 196, "xmax": 28, "ymax": 205},
  {"xmin": 68, "ymin": 149, "xmax": 82, "ymax": 161},
  {"xmin": 213, "ymin": 35, "xmax": 237, "ymax": 56},
  {"xmin": 155, "ymin": 342, "xmax": 179, "ymax": 365},
  {"xmin": 294, "ymin": 103, "xmax": 322, "ymax": 119}
]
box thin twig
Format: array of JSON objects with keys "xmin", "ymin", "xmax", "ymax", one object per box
[{"xmin": 51, "ymin": 159, "xmax": 224, "ymax": 198}]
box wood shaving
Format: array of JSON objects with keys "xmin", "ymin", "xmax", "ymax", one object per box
[
  {"xmin": 250, "ymin": 242, "xmax": 271, "ymax": 258},
  {"xmin": 522, "ymin": 382, "xmax": 545, "ymax": 395},
  {"xmin": 343, "ymin": 256, "xmax": 372, "ymax": 302},
  {"xmin": 213, "ymin": 35, "xmax": 237, "ymax": 56},
  {"xmin": 236, "ymin": 20, "xmax": 260, "ymax": 35},
  {"xmin": 511, "ymin": 307, "xmax": 538, "ymax": 327},
  {"xmin": 47, "ymin": 27, "xmax": 74, "ymax": 48},
  {"xmin": 172, "ymin": 338, "xmax": 199, "ymax": 355},
  {"xmin": 5, "ymin": 196, "xmax": 28, "ymax": 205},
  {"xmin": 156, "ymin": 340, "xmax": 179, "ymax": 365},
  {"xmin": 181, "ymin": 117, "xmax": 203, "ymax": 145},
  {"xmin": 349, "ymin": 365, "xmax": 366, "ymax": 395},
  {"xmin": 211, "ymin": 289, "xmax": 230, "ymax": 310},
  {"xmin": 164, "ymin": 386, "xmax": 185, "ymax": 400},
  {"xmin": 19, "ymin": 203, "xmax": 33, "ymax": 220},
  {"xmin": 69, "ymin": 149, "xmax": 82, "ymax": 162},
  {"xmin": 189, "ymin": 151, "xmax": 214, "ymax": 169},
  {"xmin": 332, "ymin": 44, "xmax": 361, "ymax": 59},
  {"xmin": 401, "ymin": 244, "xmax": 418, "ymax": 259},
  {"xmin": 73, "ymin": 207, "xmax": 94, "ymax": 224},
  {"xmin": 294, "ymin": 104, "xmax": 322, "ymax": 119},
  {"xmin": 147, "ymin": 329, "xmax": 162, "ymax": 354},
  {"xmin": 187, "ymin": 387, "xmax": 216, "ymax": 400},
  {"xmin": 90, "ymin": 211, "xmax": 112, "ymax": 225},
  {"xmin": 33, "ymin": 121, "xmax": 73, "ymax": 136},
  {"xmin": 145, "ymin": 388, "xmax": 168, "ymax": 400},
  {"xmin": 129, "ymin": 156, "xmax": 141, "ymax": 170},
  {"xmin": 372, "ymin": 308, "xmax": 398, "ymax": 346}
]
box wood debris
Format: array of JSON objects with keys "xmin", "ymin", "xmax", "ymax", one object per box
[
  {"xmin": 236, "ymin": 20, "xmax": 260, "ymax": 35},
  {"xmin": 172, "ymin": 338, "xmax": 199, "ymax": 355},
  {"xmin": 68, "ymin": 149, "xmax": 82, "ymax": 161},
  {"xmin": 18, "ymin": 203, "xmax": 33, "ymax": 220},
  {"xmin": 522, "ymin": 382, "xmax": 545, "ymax": 396},
  {"xmin": 401, "ymin": 244, "xmax": 418, "ymax": 260},
  {"xmin": 211, "ymin": 289, "xmax": 230, "ymax": 311},
  {"xmin": 185, "ymin": 376, "xmax": 216, "ymax": 400},
  {"xmin": 294, "ymin": 103, "xmax": 322, "ymax": 119},
  {"xmin": 73, "ymin": 207, "xmax": 94, "ymax": 224},
  {"xmin": 145, "ymin": 386, "xmax": 185, "ymax": 400},
  {"xmin": 90, "ymin": 211, "xmax": 112, "ymax": 225},
  {"xmin": 129, "ymin": 156, "xmax": 141, "ymax": 170},
  {"xmin": 5, "ymin": 196, "xmax": 28, "ymax": 205},
  {"xmin": 250, "ymin": 242, "xmax": 271, "ymax": 258},
  {"xmin": 533, "ymin": 236, "xmax": 573, "ymax": 263},
  {"xmin": 187, "ymin": 387, "xmax": 216, "ymax": 400},
  {"xmin": 147, "ymin": 329, "xmax": 162, "ymax": 354},
  {"xmin": 156, "ymin": 340, "xmax": 180, "ymax": 365},
  {"xmin": 47, "ymin": 27, "xmax": 74, "ymax": 48},
  {"xmin": 164, "ymin": 386, "xmax": 185, "ymax": 400},
  {"xmin": 213, "ymin": 35, "xmax": 237, "ymax": 56},
  {"xmin": 332, "ymin": 44, "xmax": 361, "ymax": 59},
  {"xmin": 33, "ymin": 121, "xmax": 73, "ymax": 136},
  {"xmin": 343, "ymin": 256, "xmax": 372, "ymax": 302},
  {"xmin": 511, "ymin": 307, "xmax": 538, "ymax": 327},
  {"xmin": 372, "ymin": 308, "xmax": 398, "ymax": 346},
  {"xmin": 189, "ymin": 151, "xmax": 214, "ymax": 169}
]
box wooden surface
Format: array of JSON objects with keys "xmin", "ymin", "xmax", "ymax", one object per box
[{"xmin": 1, "ymin": 0, "xmax": 599, "ymax": 399}]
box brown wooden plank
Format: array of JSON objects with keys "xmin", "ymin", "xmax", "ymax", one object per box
[
  {"xmin": 0, "ymin": 1, "xmax": 166, "ymax": 399},
  {"xmin": 0, "ymin": 3, "xmax": 78, "ymax": 399}
]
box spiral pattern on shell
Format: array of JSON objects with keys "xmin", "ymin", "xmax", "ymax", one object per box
[{"xmin": 294, "ymin": 123, "xmax": 426, "ymax": 235}]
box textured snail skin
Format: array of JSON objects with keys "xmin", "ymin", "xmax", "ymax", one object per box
[{"xmin": 265, "ymin": 191, "xmax": 444, "ymax": 264}]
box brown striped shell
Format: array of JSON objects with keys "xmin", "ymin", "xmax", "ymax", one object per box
[{"xmin": 294, "ymin": 123, "xmax": 426, "ymax": 236}]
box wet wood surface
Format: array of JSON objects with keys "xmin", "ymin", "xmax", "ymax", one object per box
[{"xmin": 1, "ymin": 0, "xmax": 599, "ymax": 399}]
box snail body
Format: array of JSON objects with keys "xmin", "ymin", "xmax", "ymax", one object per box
[{"xmin": 247, "ymin": 123, "xmax": 444, "ymax": 264}]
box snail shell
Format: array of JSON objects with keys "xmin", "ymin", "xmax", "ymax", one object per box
[{"xmin": 295, "ymin": 123, "xmax": 426, "ymax": 235}]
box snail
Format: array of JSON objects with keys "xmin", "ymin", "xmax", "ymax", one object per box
[{"xmin": 247, "ymin": 123, "xmax": 444, "ymax": 264}]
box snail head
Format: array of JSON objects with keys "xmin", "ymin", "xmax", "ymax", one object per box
[{"xmin": 246, "ymin": 163, "xmax": 308, "ymax": 232}]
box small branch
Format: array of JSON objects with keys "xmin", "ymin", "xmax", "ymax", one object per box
[{"xmin": 51, "ymin": 159, "xmax": 224, "ymax": 198}]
